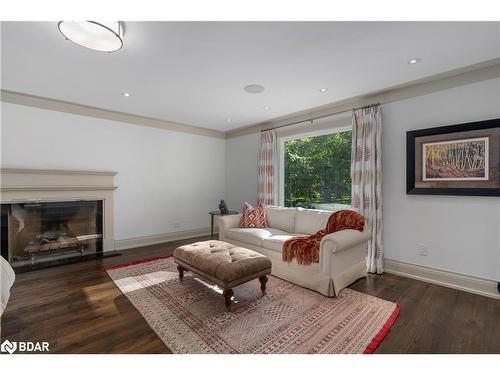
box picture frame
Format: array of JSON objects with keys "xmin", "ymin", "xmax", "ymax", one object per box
[{"xmin": 406, "ymin": 118, "xmax": 500, "ymax": 196}]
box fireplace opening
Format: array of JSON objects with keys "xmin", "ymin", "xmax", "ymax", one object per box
[{"xmin": 1, "ymin": 200, "xmax": 103, "ymax": 270}]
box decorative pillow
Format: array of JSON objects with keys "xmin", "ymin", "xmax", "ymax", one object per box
[{"xmin": 239, "ymin": 202, "xmax": 268, "ymax": 228}]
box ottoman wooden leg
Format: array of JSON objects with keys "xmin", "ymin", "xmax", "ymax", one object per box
[
  {"xmin": 259, "ymin": 275, "xmax": 268, "ymax": 295},
  {"xmin": 223, "ymin": 289, "xmax": 233, "ymax": 312},
  {"xmin": 177, "ymin": 265, "xmax": 185, "ymax": 282}
]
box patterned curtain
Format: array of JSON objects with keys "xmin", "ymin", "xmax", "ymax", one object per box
[
  {"xmin": 257, "ymin": 130, "xmax": 278, "ymax": 205},
  {"xmin": 351, "ymin": 105, "xmax": 383, "ymax": 274}
]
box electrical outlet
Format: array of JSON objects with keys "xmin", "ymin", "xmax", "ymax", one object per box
[{"xmin": 418, "ymin": 243, "xmax": 429, "ymax": 256}]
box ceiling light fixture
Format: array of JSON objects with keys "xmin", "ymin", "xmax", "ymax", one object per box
[
  {"xmin": 244, "ymin": 84, "xmax": 265, "ymax": 94},
  {"xmin": 263, "ymin": 106, "xmax": 271, "ymax": 110},
  {"xmin": 58, "ymin": 21, "xmax": 123, "ymax": 52},
  {"xmin": 408, "ymin": 58, "xmax": 422, "ymax": 65},
  {"xmin": 319, "ymin": 88, "xmax": 328, "ymax": 92},
  {"xmin": 122, "ymin": 92, "xmax": 130, "ymax": 97},
  {"xmin": 226, "ymin": 118, "xmax": 232, "ymax": 122}
]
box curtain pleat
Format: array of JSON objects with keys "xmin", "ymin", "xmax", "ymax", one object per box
[
  {"xmin": 257, "ymin": 130, "xmax": 277, "ymax": 205},
  {"xmin": 351, "ymin": 105, "xmax": 384, "ymax": 274}
]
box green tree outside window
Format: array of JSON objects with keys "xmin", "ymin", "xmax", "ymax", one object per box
[{"xmin": 284, "ymin": 131, "xmax": 352, "ymax": 211}]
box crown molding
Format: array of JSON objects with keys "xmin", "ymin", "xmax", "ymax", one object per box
[
  {"xmin": 0, "ymin": 90, "xmax": 226, "ymax": 140},
  {"xmin": 226, "ymin": 58, "xmax": 500, "ymax": 139}
]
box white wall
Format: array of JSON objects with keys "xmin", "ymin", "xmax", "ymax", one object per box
[
  {"xmin": 1, "ymin": 103, "xmax": 226, "ymax": 241},
  {"xmin": 383, "ymin": 77, "xmax": 500, "ymax": 281},
  {"xmin": 225, "ymin": 77, "xmax": 500, "ymax": 281}
]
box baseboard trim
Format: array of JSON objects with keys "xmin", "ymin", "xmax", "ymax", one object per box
[
  {"xmin": 385, "ymin": 259, "xmax": 500, "ymax": 300},
  {"xmin": 115, "ymin": 228, "xmax": 211, "ymax": 250}
]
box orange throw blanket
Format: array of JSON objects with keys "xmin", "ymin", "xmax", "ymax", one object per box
[{"xmin": 282, "ymin": 210, "xmax": 365, "ymax": 265}]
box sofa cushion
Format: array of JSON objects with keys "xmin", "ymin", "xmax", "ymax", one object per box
[
  {"xmin": 262, "ymin": 234, "xmax": 309, "ymax": 252},
  {"xmin": 225, "ymin": 227, "xmax": 290, "ymax": 247},
  {"xmin": 295, "ymin": 208, "xmax": 332, "ymax": 235},
  {"xmin": 264, "ymin": 206, "xmax": 296, "ymax": 233}
]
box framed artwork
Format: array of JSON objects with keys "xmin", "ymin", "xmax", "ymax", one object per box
[{"xmin": 406, "ymin": 118, "xmax": 500, "ymax": 196}]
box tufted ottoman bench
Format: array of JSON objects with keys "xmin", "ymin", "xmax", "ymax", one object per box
[{"xmin": 173, "ymin": 240, "xmax": 272, "ymax": 311}]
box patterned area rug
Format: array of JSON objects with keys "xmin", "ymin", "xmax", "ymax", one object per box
[{"xmin": 106, "ymin": 256, "xmax": 399, "ymax": 354}]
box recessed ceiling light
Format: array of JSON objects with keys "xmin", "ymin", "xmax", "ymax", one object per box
[
  {"xmin": 263, "ymin": 106, "xmax": 271, "ymax": 110},
  {"xmin": 122, "ymin": 92, "xmax": 130, "ymax": 97},
  {"xmin": 58, "ymin": 21, "xmax": 123, "ymax": 52},
  {"xmin": 226, "ymin": 118, "xmax": 232, "ymax": 122},
  {"xmin": 408, "ymin": 58, "xmax": 422, "ymax": 65},
  {"xmin": 244, "ymin": 84, "xmax": 265, "ymax": 94},
  {"xmin": 319, "ymin": 88, "xmax": 328, "ymax": 92}
]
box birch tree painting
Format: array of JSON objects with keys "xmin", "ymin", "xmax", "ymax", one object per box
[{"xmin": 423, "ymin": 137, "xmax": 489, "ymax": 181}]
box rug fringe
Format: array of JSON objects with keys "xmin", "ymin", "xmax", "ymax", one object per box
[
  {"xmin": 363, "ymin": 303, "xmax": 400, "ymax": 354},
  {"xmin": 104, "ymin": 255, "xmax": 172, "ymax": 271}
]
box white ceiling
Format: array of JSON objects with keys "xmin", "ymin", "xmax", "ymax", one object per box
[{"xmin": 1, "ymin": 22, "xmax": 499, "ymax": 132}]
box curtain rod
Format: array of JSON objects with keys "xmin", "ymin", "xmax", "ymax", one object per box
[{"xmin": 260, "ymin": 102, "xmax": 380, "ymax": 132}]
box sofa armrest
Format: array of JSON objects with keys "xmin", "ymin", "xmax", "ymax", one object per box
[
  {"xmin": 218, "ymin": 214, "xmax": 242, "ymax": 240},
  {"xmin": 320, "ymin": 227, "xmax": 371, "ymax": 254}
]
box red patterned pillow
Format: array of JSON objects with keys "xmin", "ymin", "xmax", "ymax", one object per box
[{"xmin": 239, "ymin": 202, "xmax": 268, "ymax": 228}]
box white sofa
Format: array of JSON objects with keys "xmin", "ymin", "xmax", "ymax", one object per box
[{"xmin": 219, "ymin": 206, "xmax": 371, "ymax": 297}]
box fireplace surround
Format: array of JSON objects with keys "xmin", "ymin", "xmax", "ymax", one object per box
[{"xmin": 0, "ymin": 168, "xmax": 118, "ymax": 271}]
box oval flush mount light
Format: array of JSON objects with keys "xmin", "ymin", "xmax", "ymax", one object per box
[
  {"xmin": 244, "ymin": 84, "xmax": 265, "ymax": 94},
  {"xmin": 58, "ymin": 21, "xmax": 123, "ymax": 52}
]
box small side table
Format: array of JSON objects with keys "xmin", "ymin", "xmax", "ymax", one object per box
[{"xmin": 209, "ymin": 210, "xmax": 238, "ymax": 239}]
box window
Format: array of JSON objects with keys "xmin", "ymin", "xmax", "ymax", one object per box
[{"xmin": 280, "ymin": 129, "xmax": 352, "ymax": 211}]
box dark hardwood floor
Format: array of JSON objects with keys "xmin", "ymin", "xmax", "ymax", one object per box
[{"xmin": 2, "ymin": 235, "xmax": 500, "ymax": 354}]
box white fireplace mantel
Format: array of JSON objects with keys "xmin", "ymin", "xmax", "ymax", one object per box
[{"xmin": 0, "ymin": 168, "xmax": 117, "ymax": 252}]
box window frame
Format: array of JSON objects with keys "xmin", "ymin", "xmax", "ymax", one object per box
[{"xmin": 278, "ymin": 125, "xmax": 352, "ymax": 207}]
